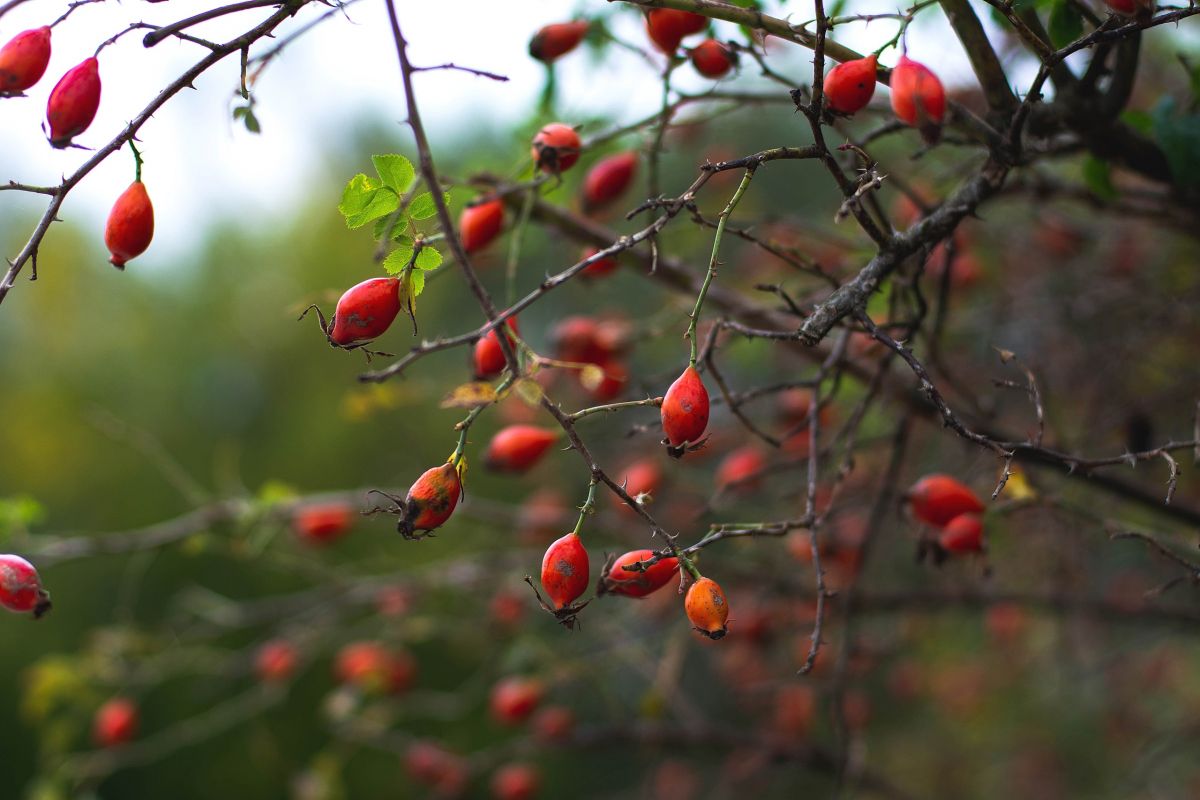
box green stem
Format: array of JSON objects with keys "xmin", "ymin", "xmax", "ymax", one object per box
[
  {"xmin": 572, "ymin": 479, "xmax": 598, "ymax": 536},
  {"xmin": 130, "ymin": 140, "xmax": 144, "ymax": 183},
  {"xmin": 686, "ymin": 168, "xmax": 755, "ymax": 366},
  {"xmin": 452, "ymin": 373, "xmax": 514, "ymax": 465},
  {"xmin": 678, "ymin": 548, "xmax": 702, "ymax": 580}
]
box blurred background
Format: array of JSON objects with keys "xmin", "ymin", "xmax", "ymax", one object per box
[{"xmin": 3, "ymin": 1, "xmax": 1200, "ymax": 798}]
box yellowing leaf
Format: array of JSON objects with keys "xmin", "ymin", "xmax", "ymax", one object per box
[
  {"xmin": 579, "ymin": 364, "xmax": 605, "ymax": 391},
  {"xmin": 440, "ymin": 382, "xmax": 497, "ymax": 409},
  {"xmin": 1003, "ymin": 466, "xmax": 1037, "ymax": 501},
  {"xmin": 514, "ymin": 378, "xmax": 544, "ymax": 406}
]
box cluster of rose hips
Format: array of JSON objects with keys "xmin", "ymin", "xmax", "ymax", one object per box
[
  {"xmin": 906, "ymin": 474, "xmax": 987, "ymax": 562},
  {"xmin": 0, "ymin": 24, "xmax": 155, "ymax": 267}
]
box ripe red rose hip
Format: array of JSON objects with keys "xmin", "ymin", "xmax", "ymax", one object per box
[
  {"xmin": 94, "ymin": 698, "xmax": 139, "ymax": 747},
  {"xmin": 328, "ymin": 277, "xmax": 401, "ymax": 346},
  {"xmin": 685, "ymin": 576, "xmax": 729, "ymax": 639},
  {"xmin": 646, "ymin": 9, "xmax": 706, "ymax": 54},
  {"xmin": 889, "ymin": 55, "xmax": 945, "ymax": 143},
  {"xmin": 541, "ymin": 532, "xmax": 589, "ymax": 611},
  {"xmin": 824, "ymin": 53, "xmax": 878, "ymax": 115},
  {"xmin": 405, "ymin": 741, "xmax": 468, "ymax": 794},
  {"xmin": 399, "ymin": 461, "xmax": 462, "ymax": 538},
  {"xmin": 582, "ymin": 151, "xmax": 637, "ymax": 213},
  {"xmin": 484, "ymin": 425, "xmax": 559, "ymax": 473},
  {"xmin": 532, "ymin": 705, "xmax": 574, "ymax": 742},
  {"xmin": 293, "ymin": 502, "xmax": 354, "ymax": 545},
  {"xmin": 661, "ymin": 365, "xmax": 710, "ymax": 456},
  {"xmin": 0, "ymin": 554, "xmax": 51, "ymax": 617},
  {"xmin": 600, "ymin": 549, "xmax": 679, "ymax": 598},
  {"xmin": 689, "ymin": 39, "xmax": 735, "ymax": 79},
  {"xmin": 490, "ymin": 676, "xmax": 544, "ymax": 725},
  {"xmin": 1104, "ymin": 0, "xmax": 1153, "ymax": 14},
  {"xmin": 0, "ymin": 26, "xmax": 51, "ymax": 94},
  {"xmin": 715, "ymin": 445, "xmax": 767, "ymax": 493},
  {"xmin": 335, "ymin": 641, "xmax": 416, "ymax": 694},
  {"xmin": 474, "ymin": 317, "xmax": 519, "ymax": 379},
  {"xmin": 613, "ymin": 458, "xmax": 662, "ymax": 513},
  {"xmin": 938, "ymin": 512, "xmax": 984, "ymax": 555},
  {"xmin": 581, "ymin": 247, "xmax": 618, "ymax": 279},
  {"xmin": 906, "ymin": 474, "xmax": 984, "ymax": 527},
  {"xmin": 492, "ymin": 762, "xmax": 541, "ymax": 800},
  {"xmin": 460, "ymin": 197, "xmax": 505, "ymax": 253},
  {"xmin": 104, "ymin": 181, "xmax": 155, "ymax": 269},
  {"xmin": 529, "ymin": 20, "xmax": 589, "ymax": 62},
  {"xmin": 46, "ymin": 56, "xmax": 100, "ymax": 148},
  {"xmin": 255, "ymin": 639, "xmax": 298, "ymax": 683},
  {"xmin": 531, "ymin": 122, "xmax": 581, "ymax": 173}
]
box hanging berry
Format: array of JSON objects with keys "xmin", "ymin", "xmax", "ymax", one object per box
[
  {"xmin": 393, "ymin": 461, "xmax": 463, "ymax": 539},
  {"xmin": 0, "ymin": 26, "xmax": 51, "ymax": 94},
  {"xmin": 473, "ymin": 317, "xmax": 519, "ymax": 379},
  {"xmin": 599, "ymin": 549, "xmax": 679, "ymax": 598},
  {"xmin": 528, "ymin": 20, "xmax": 589, "ymax": 63},
  {"xmin": 906, "ymin": 474, "xmax": 984, "ymax": 527},
  {"xmin": 889, "ymin": 55, "xmax": 945, "ymax": 144},
  {"xmin": 104, "ymin": 146, "xmax": 154, "ymax": 269},
  {"xmin": 646, "ymin": 9, "xmax": 707, "ymax": 54},
  {"xmin": 484, "ymin": 425, "xmax": 559, "ymax": 473},
  {"xmin": 824, "ymin": 54, "xmax": 878, "ymax": 115},
  {"xmin": 46, "ymin": 56, "xmax": 100, "ymax": 148},
  {"xmin": 0, "ymin": 554, "xmax": 51, "ymax": 617},
  {"xmin": 684, "ymin": 576, "xmax": 729, "ymax": 639},
  {"xmin": 689, "ymin": 39, "xmax": 736, "ymax": 79},
  {"xmin": 581, "ymin": 152, "xmax": 638, "ymax": 213},
  {"xmin": 531, "ymin": 123, "xmax": 582, "ymax": 173},
  {"xmin": 661, "ymin": 365, "xmax": 710, "ymax": 457},
  {"xmin": 460, "ymin": 197, "xmax": 505, "ymax": 253}
]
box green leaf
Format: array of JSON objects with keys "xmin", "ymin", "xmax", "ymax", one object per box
[
  {"xmin": 383, "ymin": 247, "xmax": 415, "ymax": 276},
  {"xmin": 1122, "ymin": 109, "xmax": 1154, "ymax": 135},
  {"xmin": 371, "ymin": 154, "xmax": 415, "ymax": 194},
  {"xmin": 408, "ymin": 191, "xmax": 448, "ymax": 221},
  {"xmin": 1081, "ymin": 156, "xmax": 1116, "ymax": 200},
  {"xmin": 1048, "ymin": 0, "xmax": 1083, "ymax": 49},
  {"xmin": 408, "ymin": 267, "xmax": 426, "ymax": 297},
  {"xmin": 339, "ymin": 174, "xmax": 399, "ymax": 229},
  {"xmin": 414, "ymin": 247, "xmax": 442, "ymax": 271},
  {"xmin": 1152, "ymin": 97, "xmax": 1200, "ymax": 188}
]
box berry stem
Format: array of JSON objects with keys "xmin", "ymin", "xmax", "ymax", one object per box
[
  {"xmin": 130, "ymin": 141, "xmax": 144, "ymax": 183},
  {"xmin": 686, "ymin": 167, "xmax": 755, "ymax": 367},
  {"xmin": 571, "ymin": 478, "xmax": 598, "ymax": 536}
]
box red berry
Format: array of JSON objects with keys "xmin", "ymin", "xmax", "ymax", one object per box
[
  {"xmin": 601, "ymin": 549, "xmax": 679, "ymax": 598},
  {"xmin": 824, "ymin": 53, "xmax": 878, "ymax": 115},
  {"xmin": 0, "ymin": 554, "xmax": 50, "ymax": 617},
  {"xmin": 255, "ymin": 639, "xmax": 298, "ymax": 683},
  {"xmin": 401, "ymin": 462, "xmax": 462, "ymax": 537},
  {"xmin": 938, "ymin": 512, "xmax": 984, "ymax": 554},
  {"xmin": 532, "ymin": 705, "xmax": 575, "ymax": 742},
  {"xmin": 490, "ymin": 676, "xmax": 544, "ymax": 725},
  {"xmin": 684, "ymin": 576, "xmax": 729, "ymax": 639},
  {"xmin": 292, "ymin": 502, "xmax": 354, "ymax": 545},
  {"xmin": 93, "ymin": 698, "xmax": 139, "ymax": 747},
  {"xmin": 329, "ymin": 277, "xmax": 401, "ymax": 346},
  {"xmin": 540, "ymin": 532, "xmax": 589, "ymax": 610},
  {"xmin": 889, "ymin": 55, "xmax": 945, "ymax": 143},
  {"xmin": 906, "ymin": 474, "xmax": 984, "ymax": 527},
  {"xmin": 474, "ymin": 317, "xmax": 519, "ymax": 379},
  {"xmin": 490, "ymin": 589, "xmax": 526, "ymax": 626},
  {"xmin": 405, "ymin": 741, "xmax": 468, "ymax": 794},
  {"xmin": 715, "ymin": 445, "xmax": 767, "ymax": 493},
  {"xmin": 581, "ymin": 152, "xmax": 637, "ymax": 213},
  {"xmin": 529, "ymin": 20, "xmax": 589, "ymax": 63},
  {"xmin": 484, "ymin": 425, "xmax": 559, "ymax": 473},
  {"xmin": 46, "ymin": 56, "xmax": 100, "ymax": 148},
  {"xmin": 1104, "ymin": 0, "xmax": 1152, "ymax": 13},
  {"xmin": 492, "ymin": 763, "xmax": 541, "ymax": 800},
  {"xmin": 550, "ymin": 315, "xmax": 628, "ymax": 364},
  {"xmin": 583, "ymin": 359, "xmax": 627, "ymax": 402},
  {"xmin": 646, "ymin": 9, "xmax": 706, "ymax": 54},
  {"xmin": 689, "ymin": 39, "xmax": 735, "ymax": 78},
  {"xmin": 661, "ymin": 365, "xmax": 710, "ymax": 454},
  {"xmin": 531, "ymin": 122, "xmax": 581, "ymax": 173},
  {"xmin": 581, "ymin": 247, "xmax": 618, "ymax": 279},
  {"xmin": 613, "ymin": 458, "xmax": 662, "ymax": 512},
  {"xmin": 0, "ymin": 26, "xmax": 51, "ymax": 94},
  {"xmin": 335, "ymin": 641, "xmax": 416, "ymax": 694},
  {"xmin": 460, "ymin": 198, "xmax": 505, "ymax": 253},
  {"xmin": 103, "ymin": 181, "xmax": 155, "ymax": 269}
]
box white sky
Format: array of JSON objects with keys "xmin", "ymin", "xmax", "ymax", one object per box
[{"xmin": 1, "ymin": 0, "xmax": 1056, "ymax": 264}]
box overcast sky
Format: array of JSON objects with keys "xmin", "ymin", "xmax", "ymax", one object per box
[{"xmin": 0, "ymin": 0, "xmax": 1139, "ymax": 267}]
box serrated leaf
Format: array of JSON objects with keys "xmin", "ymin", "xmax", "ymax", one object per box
[
  {"xmin": 372, "ymin": 214, "xmax": 410, "ymax": 242},
  {"xmin": 440, "ymin": 382, "xmax": 497, "ymax": 409},
  {"xmin": 1048, "ymin": 0, "xmax": 1083, "ymax": 49},
  {"xmin": 383, "ymin": 247, "xmax": 415, "ymax": 276},
  {"xmin": 1082, "ymin": 156, "xmax": 1116, "ymax": 200},
  {"xmin": 414, "ymin": 247, "xmax": 442, "ymax": 271},
  {"xmin": 339, "ymin": 174, "xmax": 399, "ymax": 229},
  {"xmin": 372, "ymin": 154, "xmax": 415, "ymax": 194},
  {"xmin": 408, "ymin": 192, "xmax": 447, "ymax": 221},
  {"xmin": 408, "ymin": 267, "xmax": 425, "ymax": 298}
]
